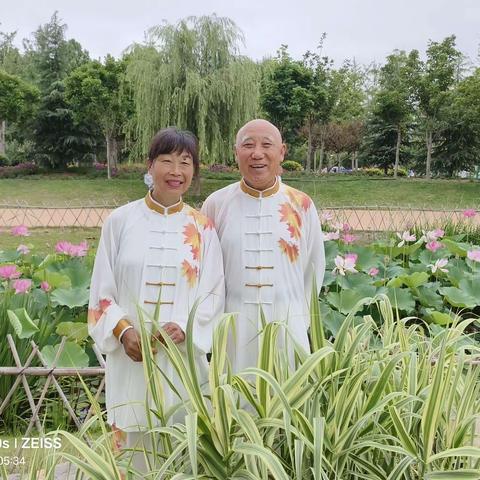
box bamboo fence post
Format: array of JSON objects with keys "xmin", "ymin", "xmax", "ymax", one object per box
[{"xmin": 6, "ymin": 335, "xmax": 43, "ymax": 433}]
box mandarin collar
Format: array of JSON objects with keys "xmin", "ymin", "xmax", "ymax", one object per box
[
  {"xmin": 145, "ymin": 191, "xmax": 184, "ymax": 215},
  {"xmin": 240, "ymin": 177, "xmax": 280, "ymax": 198}
]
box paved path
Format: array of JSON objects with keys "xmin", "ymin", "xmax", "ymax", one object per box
[{"xmin": 0, "ymin": 206, "xmax": 479, "ymax": 231}]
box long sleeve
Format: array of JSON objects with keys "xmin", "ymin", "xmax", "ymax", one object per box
[
  {"xmin": 303, "ymin": 203, "xmax": 325, "ymax": 305},
  {"xmin": 88, "ymin": 214, "xmax": 128, "ymax": 354},
  {"xmin": 176, "ymin": 226, "xmax": 225, "ymax": 355}
]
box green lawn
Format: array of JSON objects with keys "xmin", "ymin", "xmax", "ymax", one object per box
[{"xmin": 0, "ymin": 174, "xmax": 479, "ymax": 209}]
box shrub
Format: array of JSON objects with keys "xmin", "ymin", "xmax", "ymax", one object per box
[
  {"xmin": 362, "ymin": 167, "xmax": 384, "ymax": 176},
  {"xmin": 0, "ymin": 162, "xmax": 39, "ymax": 178},
  {"xmin": 208, "ymin": 163, "xmax": 236, "ymax": 173},
  {"xmin": 0, "ymin": 153, "xmax": 8, "ymax": 166},
  {"xmin": 387, "ymin": 167, "xmax": 407, "ymax": 177},
  {"xmin": 282, "ymin": 160, "xmax": 304, "ymax": 172}
]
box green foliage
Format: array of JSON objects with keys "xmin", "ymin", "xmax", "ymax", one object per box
[
  {"xmin": 0, "ymin": 70, "xmax": 39, "ymax": 122},
  {"xmin": 260, "ymin": 46, "xmax": 313, "ymax": 144},
  {"xmin": 362, "ymin": 167, "xmax": 384, "ymax": 176},
  {"xmin": 65, "ymin": 56, "xmax": 133, "ymax": 176},
  {"xmin": 281, "ymin": 160, "xmax": 304, "ymax": 171},
  {"xmin": 0, "ymin": 241, "xmax": 94, "ymax": 432},
  {"xmin": 19, "ymin": 299, "xmax": 480, "ymax": 479},
  {"xmin": 32, "ymin": 81, "xmax": 96, "ymax": 168},
  {"xmin": 126, "ymin": 15, "xmax": 259, "ymax": 164}
]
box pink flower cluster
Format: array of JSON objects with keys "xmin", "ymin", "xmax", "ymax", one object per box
[
  {"xmin": 55, "ymin": 240, "xmax": 88, "ymax": 257},
  {"xmin": 323, "ymin": 221, "xmax": 356, "ymax": 244},
  {"xmin": 0, "ymin": 264, "xmax": 34, "ymax": 294},
  {"xmin": 11, "ymin": 225, "xmax": 30, "ymax": 237},
  {"xmin": 462, "ymin": 209, "xmax": 476, "ymax": 218},
  {"xmin": 0, "ymin": 265, "xmax": 21, "ymax": 280}
]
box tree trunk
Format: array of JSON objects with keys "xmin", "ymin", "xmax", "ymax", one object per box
[
  {"xmin": 105, "ymin": 132, "xmax": 119, "ymax": 180},
  {"xmin": 313, "ymin": 149, "xmax": 317, "ymax": 172},
  {"xmin": 306, "ymin": 120, "xmax": 314, "ymax": 172},
  {"xmin": 319, "ymin": 138, "xmax": 325, "ymax": 173},
  {"xmin": 105, "ymin": 133, "xmax": 111, "ymax": 180},
  {"xmin": 351, "ymin": 152, "xmax": 355, "ymax": 170},
  {"xmin": 0, "ymin": 120, "xmax": 6, "ymax": 156},
  {"xmin": 425, "ymin": 129, "xmax": 433, "ymax": 179},
  {"xmin": 394, "ymin": 128, "xmax": 401, "ymax": 179}
]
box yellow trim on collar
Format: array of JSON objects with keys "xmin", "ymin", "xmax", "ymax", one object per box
[
  {"xmin": 240, "ymin": 177, "xmax": 280, "ymax": 198},
  {"xmin": 145, "ymin": 191, "xmax": 184, "ymax": 215}
]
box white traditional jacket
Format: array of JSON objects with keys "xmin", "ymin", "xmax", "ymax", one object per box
[
  {"xmin": 88, "ymin": 192, "xmax": 225, "ymax": 431},
  {"xmin": 201, "ymin": 177, "xmax": 325, "ymax": 373}
]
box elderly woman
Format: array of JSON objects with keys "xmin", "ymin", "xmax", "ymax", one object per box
[{"xmin": 88, "ymin": 128, "xmax": 224, "ymax": 472}]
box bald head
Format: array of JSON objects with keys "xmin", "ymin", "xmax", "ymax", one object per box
[
  {"xmin": 234, "ymin": 118, "xmax": 286, "ymax": 191},
  {"xmin": 235, "ymin": 119, "xmax": 283, "ymax": 146}
]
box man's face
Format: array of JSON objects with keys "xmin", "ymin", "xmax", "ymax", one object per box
[{"xmin": 235, "ymin": 121, "xmax": 285, "ymax": 190}]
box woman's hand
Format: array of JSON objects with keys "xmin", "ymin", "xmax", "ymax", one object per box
[
  {"xmin": 164, "ymin": 322, "xmax": 185, "ymax": 344},
  {"xmin": 152, "ymin": 322, "xmax": 185, "ymax": 346},
  {"xmin": 121, "ymin": 328, "xmax": 143, "ymax": 362}
]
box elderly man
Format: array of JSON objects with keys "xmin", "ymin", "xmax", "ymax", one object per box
[{"xmin": 201, "ymin": 119, "xmax": 325, "ymax": 372}]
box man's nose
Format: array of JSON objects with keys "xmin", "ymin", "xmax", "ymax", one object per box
[{"xmin": 252, "ymin": 146, "xmax": 264, "ymax": 158}]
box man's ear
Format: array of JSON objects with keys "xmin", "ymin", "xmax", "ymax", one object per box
[
  {"xmin": 281, "ymin": 143, "xmax": 287, "ymax": 160},
  {"xmin": 234, "ymin": 144, "xmax": 239, "ymax": 165}
]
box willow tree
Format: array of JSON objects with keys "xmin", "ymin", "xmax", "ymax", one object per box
[{"xmin": 126, "ymin": 15, "xmax": 259, "ymax": 164}]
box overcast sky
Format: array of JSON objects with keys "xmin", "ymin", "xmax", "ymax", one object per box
[{"xmin": 1, "ymin": 0, "xmax": 479, "ymax": 67}]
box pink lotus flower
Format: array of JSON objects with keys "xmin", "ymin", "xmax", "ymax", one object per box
[
  {"xmin": 422, "ymin": 229, "xmax": 445, "ymax": 243},
  {"xmin": 342, "ymin": 223, "xmax": 352, "ymax": 233},
  {"xmin": 426, "ymin": 241, "xmax": 443, "ymax": 252},
  {"xmin": 396, "ymin": 231, "xmax": 416, "ymax": 247},
  {"xmin": 467, "ymin": 250, "xmax": 480, "ymax": 263},
  {"xmin": 320, "ymin": 212, "xmax": 333, "ymax": 223},
  {"xmin": 332, "ymin": 254, "xmax": 358, "ymax": 276},
  {"xmin": 345, "ymin": 253, "xmax": 358, "ymax": 263},
  {"xmin": 0, "ymin": 264, "xmax": 21, "ymax": 280},
  {"xmin": 331, "ymin": 222, "xmax": 344, "ymax": 231},
  {"xmin": 368, "ymin": 267, "xmax": 380, "ymax": 276},
  {"xmin": 342, "ymin": 233, "xmax": 357, "ymax": 245},
  {"xmin": 462, "ymin": 209, "xmax": 476, "ymax": 218},
  {"xmin": 55, "ymin": 240, "xmax": 88, "ymax": 257},
  {"xmin": 11, "ymin": 225, "xmax": 30, "ymax": 237},
  {"xmin": 12, "ymin": 278, "xmax": 32, "ymax": 294},
  {"xmin": 428, "ymin": 258, "xmax": 449, "ymax": 274},
  {"xmin": 16, "ymin": 244, "xmax": 30, "ymax": 255},
  {"xmin": 40, "ymin": 281, "xmax": 51, "ymax": 292},
  {"xmin": 324, "ymin": 231, "xmax": 340, "ymax": 241}
]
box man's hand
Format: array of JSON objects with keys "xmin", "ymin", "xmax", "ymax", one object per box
[
  {"xmin": 121, "ymin": 328, "xmax": 143, "ymax": 362},
  {"xmin": 152, "ymin": 322, "xmax": 185, "ymax": 346}
]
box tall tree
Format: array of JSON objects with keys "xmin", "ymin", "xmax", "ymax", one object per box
[
  {"xmin": 127, "ymin": 15, "xmax": 259, "ymax": 163},
  {"xmin": 410, "ymin": 36, "xmax": 463, "ymax": 178},
  {"xmin": 435, "ymin": 68, "xmax": 480, "ymax": 176},
  {"xmin": 368, "ymin": 51, "xmax": 415, "ymax": 177},
  {"xmin": 25, "ymin": 12, "xmax": 92, "ymax": 168},
  {"xmin": 0, "ymin": 70, "xmax": 39, "ymax": 154},
  {"xmin": 260, "ymin": 46, "xmax": 312, "ymax": 145},
  {"xmin": 65, "ymin": 56, "xmax": 132, "ymax": 178},
  {"xmin": 0, "ymin": 30, "xmax": 23, "ymax": 75},
  {"xmin": 32, "ymin": 81, "xmax": 95, "ymax": 168}
]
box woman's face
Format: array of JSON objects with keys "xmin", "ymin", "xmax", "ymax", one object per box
[{"xmin": 148, "ymin": 150, "xmax": 194, "ymax": 206}]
